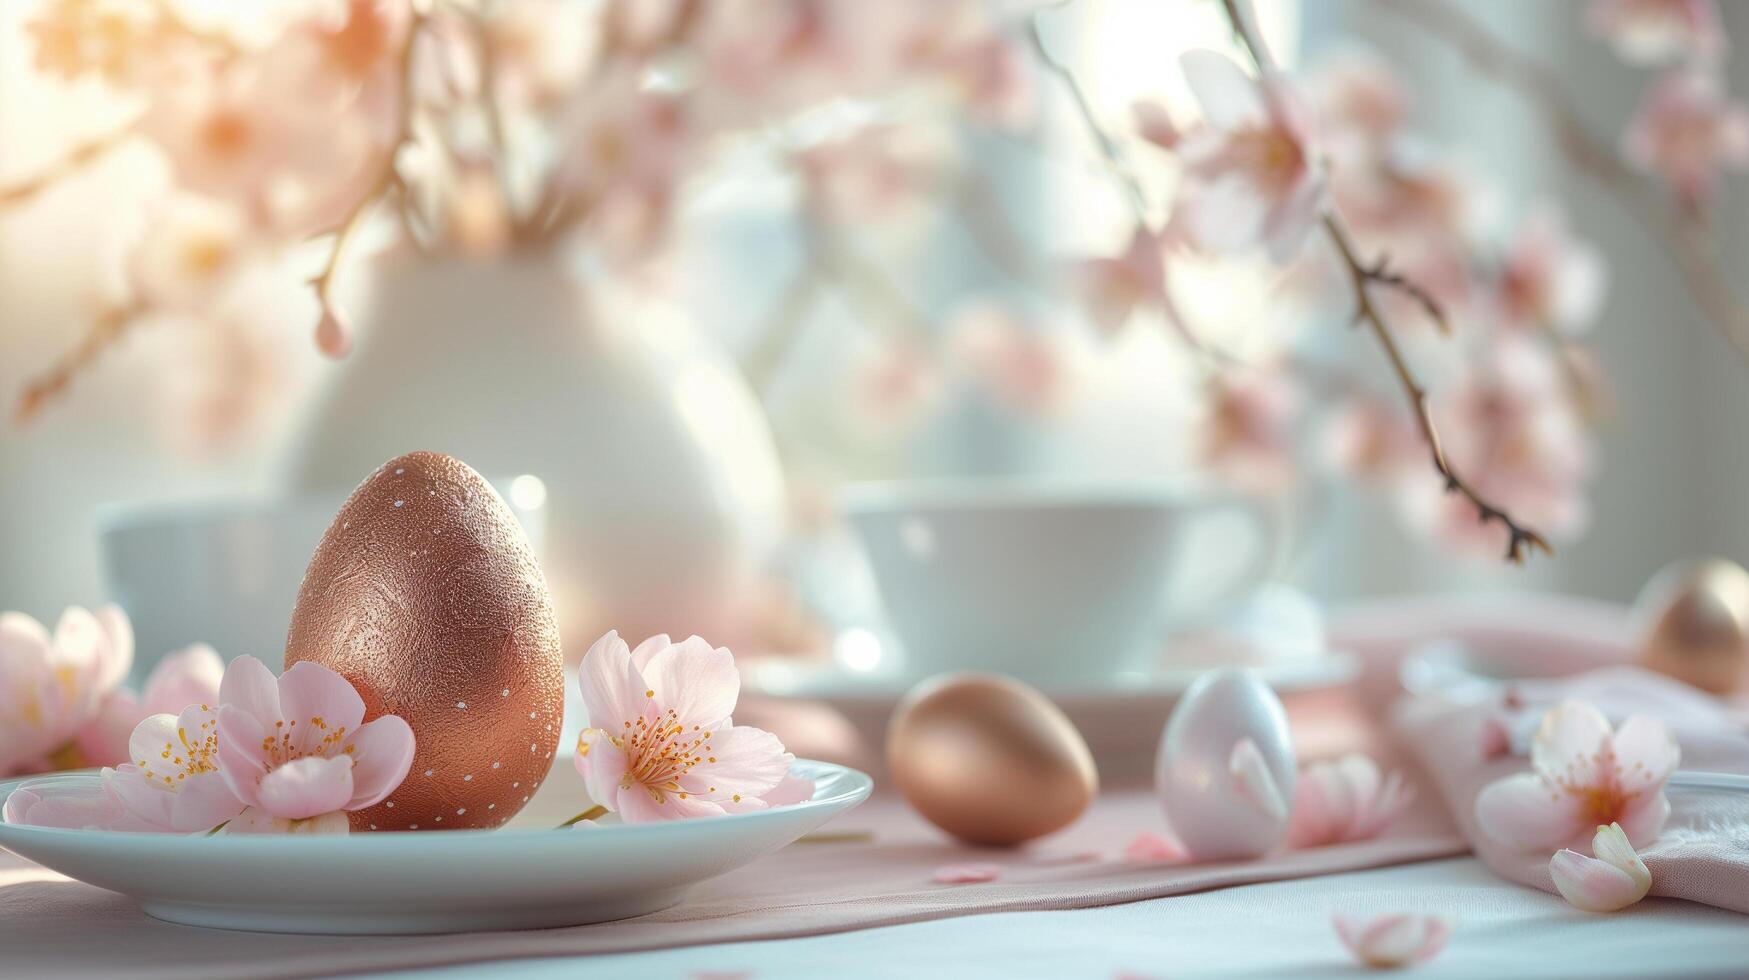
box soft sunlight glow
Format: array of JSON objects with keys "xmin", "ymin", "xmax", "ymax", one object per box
[
  {"xmin": 508, "ymin": 475, "xmax": 548, "ymax": 512},
  {"xmin": 834, "ymin": 627, "xmax": 885, "ymax": 674}
]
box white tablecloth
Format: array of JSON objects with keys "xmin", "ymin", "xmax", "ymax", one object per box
[{"xmin": 371, "ymin": 857, "xmax": 1749, "ymax": 978}]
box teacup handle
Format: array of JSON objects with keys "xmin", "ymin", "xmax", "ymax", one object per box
[{"xmin": 1158, "ymin": 495, "xmax": 1281, "ymax": 628}]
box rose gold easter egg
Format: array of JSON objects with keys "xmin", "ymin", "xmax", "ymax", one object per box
[
  {"xmin": 285, "ymin": 451, "xmax": 563, "ymax": 831},
  {"xmin": 1636, "ymin": 558, "xmax": 1749, "ymax": 696},
  {"xmin": 887, "ymin": 672, "xmax": 1097, "ymax": 846}
]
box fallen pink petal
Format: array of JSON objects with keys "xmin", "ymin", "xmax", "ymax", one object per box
[
  {"xmin": 1550, "ymin": 822, "xmax": 1654, "ymax": 912},
  {"xmin": 1333, "ymin": 913, "xmax": 1453, "ymax": 969},
  {"xmin": 932, "ymin": 863, "xmax": 1003, "ymax": 885}
]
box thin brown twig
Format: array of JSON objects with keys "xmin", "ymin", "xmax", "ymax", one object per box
[
  {"xmin": 1220, "ymin": 0, "xmax": 1548, "ymax": 562},
  {"xmin": 14, "ymin": 304, "xmax": 142, "ymax": 425},
  {"xmin": 0, "ymin": 130, "xmax": 132, "ymax": 209},
  {"xmin": 1324, "ymin": 217, "xmax": 1550, "ymax": 562},
  {"xmin": 310, "ymin": 12, "xmax": 428, "ymax": 312},
  {"xmin": 1371, "ymin": 0, "xmax": 1749, "ymax": 363},
  {"xmin": 1360, "ymin": 257, "xmax": 1451, "ymax": 334},
  {"xmin": 1025, "ymin": 14, "xmax": 1147, "ymax": 221}
]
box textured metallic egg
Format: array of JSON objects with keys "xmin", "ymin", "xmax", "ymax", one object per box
[
  {"xmin": 887, "ymin": 672, "xmax": 1097, "ymax": 846},
  {"xmin": 285, "ymin": 451, "xmax": 563, "ymax": 831},
  {"xmin": 1636, "ymin": 558, "xmax": 1749, "ymax": 696}
]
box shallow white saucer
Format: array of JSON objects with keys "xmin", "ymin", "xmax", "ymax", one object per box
[{"xmin": 0, "ymin": 759, "xmax": 870, "ymax": 935}]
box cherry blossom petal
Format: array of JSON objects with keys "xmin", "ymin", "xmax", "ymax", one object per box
[
  {"xmin": 1551, "ymin": 823, "xmax": 1651, "ymax": 912},
  {"xmin": 1530, "ymin": 700, "xmax": 1612, "ymax": 790},
  {"xmin": 579, "ymin": 631, "xmax": 650, "ymax": 729},
  {"xmin": 142, "ymin": 644, "xmax": 225, "ymax": 715},
  {"xmin": 77, "ymin": 690, "xmax": 143, "ymax": 768},
  {"xmin": 5, "ymin": 778, "xmax": 138, "ymax": 831},
  {"xmin": 1124, "ymin": 831, "xmax": 1190, "ymax": 863},
  {"xmin": 218, "ymin": 655, "xmax": 281, "ymax": 728},
  {"xmin": 760, "ymin": 774, "xmax": 816, "ymax": 807},
  {"xmin": 1614, "ymin": 790, "xmax": 1671, "ymax": 847},
  {"xmin": 1229, "ymin": 737, "xmax": 1288, "ymax": 822},
  {"xmin": 216, "ymin": 705, "xmax": 272, "ymax": 809},
  {"xmin": 618, "ymin": 784, "xmax": 727, "ymax": 823},
  {"xmin": 576, "ymin": 727, "xmax": 629, "ymax": 811},
  {"xmin": 1475, "ymin": 771, "xmax": 1587, "ymax": 850},
  {"xmin": 92, "ymin": 604, "xmax": 135, "ymax": 693},
  {"xmin": 126, "ymin": 713, "xmax": 181, "ymax": 775},
  {"xmin": 106, "ymin": 765, "xmax": 178, "ymax": 829},
  {"xmin": 1333, "ymin": 913, "xmax": 1452, "ymax": 969},
  {"xmin": 169, "ymin": 770, "xmax": 246, "ymax": 832},
  {"xmin": 342, "ymin": 714, "xmax": 416, "ymax": 809},
  {"xmin": 1181, "ymin": 50, "xmax": 1266, "ymax": 129},
  {"xmin": 226, "ymin": 807, "xmax": 351, "ymax": 835},
  {"xmin": 933, "ymin": 863, "xmax": 1002, "ymax": 884},
  {"xmin": 278, "ymin": 661, "xmax": 367, "ymax": 756},
  {"xmin": 1611, "ymin": 715, "xmax": 1681, "ymax": 795},
  {"xmin": 679, "ymin": 724, "xmax": 791, "ymax": 802},
  {"xmin": 256, "ymin": 755, "xmax": 355, "ymax": 820},
  {"xmin": 1178, "ymin": 173, "xmax": 1270, "ymax": 253},
  {"xmin": 629, "ymin": 633, "xmax": 673, "ymax": 672},
  {"xmin": 642, "ymin": 636, "xmax": 740, "ymax": 729}
]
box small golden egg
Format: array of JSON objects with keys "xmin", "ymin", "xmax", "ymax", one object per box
[
  {"xmin": 887, "ymin": 672, "xmax": 1097, "ymax": 846},
  {"xmin": 1635, "ymin": 558, "xmax": 1749, "ymax": 696}
]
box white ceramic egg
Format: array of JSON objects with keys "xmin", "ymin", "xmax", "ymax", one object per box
[{"xmin": 1155, "ymin": 668, "xmax": 1296, "ymax": 861}]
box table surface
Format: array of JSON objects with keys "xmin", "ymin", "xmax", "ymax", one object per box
[{"xmin": 372, "ymin": 857, "xmax": 1749, "ymax": 979}]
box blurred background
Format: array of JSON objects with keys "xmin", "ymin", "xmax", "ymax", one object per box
[{"xmin": 2, "ymin": 0, "xmax": 1746, "ymax": 671}]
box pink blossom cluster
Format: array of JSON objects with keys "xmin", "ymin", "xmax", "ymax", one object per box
[{"xmin": 3, "ymin": 606, "xmax": 414, "ymax": 835}]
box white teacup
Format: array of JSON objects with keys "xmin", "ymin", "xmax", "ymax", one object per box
[{"xmin": 842, "ymin": 481, "xmax": 1279, "ymax": 686}]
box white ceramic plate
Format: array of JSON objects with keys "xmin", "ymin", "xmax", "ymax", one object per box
[{"xmin": 0, "ymin": 759, "xmax": 870, "ymax": 935}]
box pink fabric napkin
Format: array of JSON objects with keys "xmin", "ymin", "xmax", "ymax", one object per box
[{"xmin": 1388, "ymin": 632, "xmax": 1749, "ymax": 914}]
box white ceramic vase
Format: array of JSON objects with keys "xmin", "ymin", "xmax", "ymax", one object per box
[{"xmin": 281, "ymin": 249, "xmax": 787, "ymax": 654}]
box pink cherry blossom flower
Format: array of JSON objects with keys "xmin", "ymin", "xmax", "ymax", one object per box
[
  {"xmin": 1475, "ymin": 700, "xmax": 1678, "ymax": 852},
  {"xmin": 215, "ymin": 656, "xmax": 415, "ymax": 834},
  {"xmin": 575, "ymin": 631, "xmax": 793, "ymax": 822},
  {"xmin": 1288, "ymin": 754, "xmax": 1415, "ymax": 848},
  {"xmin": 1070, "ymin": 225, "xmax": 1173, "ymax": 337},
  {"xmin": 128, "ymin": 195, "xmax": 257, "ymax": 312},
  {"xmin": 1551, "ymin": 821, "xmax": 1654, "ymax": 913},
  {"xmin": 106, "ymin": 703, "xmax": 245, "ymax": 833},
  {"xmin": 1310, "ymin": 46, "xmax": 1410, "ymax": 166},
  {"xmin": 1622, "ymin": 68, "xmax": 1749, "ymax": 212},
  {"xmin": 140, "ymin": 643, "xmax": 225, "ymax": 716},
  {"xmin": 1333, "ymin": 913, "xmax": 1452, "ymax": 969},
  {"xmin": 0, "ymin": 605, "xmax": 135, "ymax": 775},
  {"xmin": 946, "ymin": 302, "xmax": 1071, "ymax": 417},
  {"xmin": 1133, "ymin": 99, "xmax": 1181, "ymax": 152},
  {"xmin": 1124, "ymin": 830, "xmax": 1189, "ymax": 864},
  {"xmin": 1587, "ymin": 0, "xmax": 1726, "ymax": 66},
  {"xmin": 1200, "ymin": 367, "xmax": 1302, "ymax": 495},
  {"xmin": 1497, "ymin": 205, "xmax": 1607, "ymax": 336},
  {"xmin": 1174, "ymin": 50, "xmax": 1325, "ymax": 263},
  {"xmin": 3, "ymin": 775, "xmax": 161, "ymax": 832},
  {"xmin": 932, "ymin": 863, "xmax": 1002, "ymax": 884}
]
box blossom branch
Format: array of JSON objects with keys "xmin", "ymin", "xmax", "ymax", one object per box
[
  {"xmin": 1220, "ymin": 0, "xmax": 1549, "ymax": 562},
  {"xmin": 0, "ymin": 130, "xmax": 131, "ymax": 210},
  {"xmin": 14, "ymin": 304, "xmax": 140, "ymax": 424},
  {"xmin": 1025, "ymin": 14, "xmax": 1148, "ymax": 222},
  {"xmin": 1372, "ymin": 0, "xmax": 1749, "ymax": 362},
  {"xmin": 307, "ymin": 11, "xmax": 428, "ymax": 356},
  {"xmin": 1324, "ymin": 216, "xmax": 1550, "ymax": 562}
]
